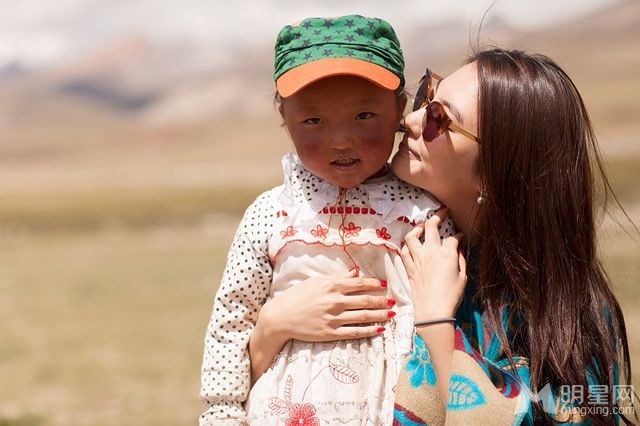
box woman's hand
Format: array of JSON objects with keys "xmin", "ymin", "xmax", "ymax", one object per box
[
  {"xmin": 249, "ymin": 269, "xmax": 393, "ymax": 380},
  {"xmin": 401, "ymin": 208, "xmax": 467, "ymax": 320},
  {"xmin": 258, "ymin": 268, "xmax": 392, "ymax": 342}
]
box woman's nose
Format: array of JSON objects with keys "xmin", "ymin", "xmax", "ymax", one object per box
[{"xmin": 401, "ymin": 109, "xmax": 423, "ymax": 138}]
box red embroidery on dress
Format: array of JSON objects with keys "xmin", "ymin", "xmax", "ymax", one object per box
[
  {"xmin": 319, "ymin": 206, "xmax": 380, "ymax": 215},
  {"xmin": 286, "ymin": 403, "xmax": 319, "ymax": 426},
  {"xmin": 310, "ymin": 224, "xmax": 328, "ymax": 240},
  {"xmin": 396, "ymin": 216, "xmax": 415, "ymax": 225},
  {"xmin": 276, "ymin": 210, "xmax": 289, "ymax": 217},
  {"xmin": 269, "ymin": 376, "xmax": 294, "ymax": 414},
  {"xmin": 268, "ymin": 376, "xmax": 321, "ymax": 425},
  {"xmin": 267, "ymin": 347, "xmax": 361, "ymax": 420},
  {"xmin": 269, "ymin": 397, "xmax": 290, "ymax": 415},
  {"xmin": 341, "ymin": 222, "xmax": 361, "ymax": 238},
  {"xmin": 284, "ymin": 373, "xmax": 293, "ymax": 403},
  {"xmin": 376, "ymin": 227, "xmax": 392, "ymax": 240},
  {"xmin": 280, "ymin": 226, "xmax": 297, "ymax": 238},
  {"xmin": 329, "ymin": 359, "xmax": 359, "ymax": 384}
]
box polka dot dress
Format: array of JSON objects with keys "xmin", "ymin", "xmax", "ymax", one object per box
[{"xmin": 200, "ymin": 154, "xmax": 455, "ymax": 425}]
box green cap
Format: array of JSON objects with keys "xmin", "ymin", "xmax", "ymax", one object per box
[{"xmin": 274, "ymin": 14, "xmax": 405, "ymax": 97}]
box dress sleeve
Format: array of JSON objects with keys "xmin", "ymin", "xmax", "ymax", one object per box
[
  {"xmin": 393, "ymin": 315, "xmax": 622, "ymax": 425},
  {"xmin": 199, "ymin": 191, "xmax": 275, "ymax": 426}
]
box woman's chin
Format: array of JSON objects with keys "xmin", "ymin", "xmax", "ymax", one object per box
[{"xmin": 391, "ymin": 156, "xmax": 414, "ymax": 183}]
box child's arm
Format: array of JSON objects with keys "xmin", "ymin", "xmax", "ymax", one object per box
[{"xmin": 199, "ymin": 192, "xmax": 274, "ymax": 426}]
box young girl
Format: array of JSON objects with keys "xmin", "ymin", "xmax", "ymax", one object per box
[{"xmin": 199, "ymin": 15, "xmax": 454, "ymax": 425}]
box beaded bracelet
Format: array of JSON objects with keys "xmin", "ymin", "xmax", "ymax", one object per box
[{"xmin": 414, "ymin": 316, "xmax": 456, "ymax": 327}]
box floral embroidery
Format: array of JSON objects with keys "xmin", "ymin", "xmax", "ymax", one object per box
[
  {"xmin": 405, "ymin": 335, "xmax": 436, "ymax": 387},
  {"xmin": 376, "ymin": 227, "xmax": 391, "ymax": 240},
  {"xmin": 447, "ymin": 374, "xmax": 486, "ymax": 410},
  {"xmin": 269, "ymin": 352, "xmax": 361, "ymax": 421},
  {"xmin": 280, "ymin": 225, "xmax": 297, "ymax": 238},
  {"xmin": 341, "ymin": 222, "xmax": 361, "ymax": 238},
  {"xmin": 286, "ymin": 403, "xmax": 320, "ymax": 426},
  {"xmin": 329, "ymin": 359, "xmax": 359, "ymax": 383},
  {"xmin": 310, "ymin": 224, "xmax": 329, "ymax": 240}
]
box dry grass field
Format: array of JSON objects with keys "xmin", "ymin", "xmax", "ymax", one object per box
[
  {"xmin": 0, "ymin": 117, "xmax": 638, "ymax": 425},
  {"xmin": 0, "ymin": 119, "xmax": 290, "ymax": 426}
]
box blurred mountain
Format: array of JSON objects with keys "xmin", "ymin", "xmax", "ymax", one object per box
[
  {"xmin": 0, "ymin": 0, "xmax": 637, "ymax": 176},
  {"xmin": 0, "ymin": 62, "xmax": 28, "ymax": 80},
  {"xmin": 50, "ymin": 36, "xmax": 161, "ymax": 111}
]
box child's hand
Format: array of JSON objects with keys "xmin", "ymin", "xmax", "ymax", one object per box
[
  {"xmin": 257, "ymin": 269, "xmax": 393, "ymax": 343},
  {"xmin": 400, "ymin": 208, "xmax": 467, "ymax": 320}
]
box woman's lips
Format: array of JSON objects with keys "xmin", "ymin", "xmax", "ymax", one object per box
[{"xmin": 398, "ymin": 140, "xmax": 421, "ymax": 160}]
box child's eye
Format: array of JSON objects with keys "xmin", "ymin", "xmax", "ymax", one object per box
[
  {"xmin": 303, "ymin": 117, "xmax": 322, "ymax": 125},
  {"xmin": 355, "ymin": 112, "xmax": 374, "ymax": 120}
]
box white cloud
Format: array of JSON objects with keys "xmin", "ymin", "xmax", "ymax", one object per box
[{"xmin": 0, "ymin": 0, "xmax": 620, "ymax": 67}]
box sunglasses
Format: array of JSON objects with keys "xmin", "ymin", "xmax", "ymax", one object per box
[{"xmin": 412, "ymin": 69, "xmax": 479, "ymax": 143}]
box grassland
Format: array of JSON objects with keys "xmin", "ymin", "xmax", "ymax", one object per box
[{"xmin": 0, "ymin": 152, "xmax": 638, "ymax": 425}]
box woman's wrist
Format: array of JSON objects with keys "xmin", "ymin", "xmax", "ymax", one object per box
[
  {"xmin": 250, "ymin": 300, "xmax": 290, "ymax": 380},
  {"xmin": 255, "ymin": 298, "xmax": 289, "ymax": 345},
  {"xmin": 414, "ymin": 307, "xmax": 457, "ymax": 322},
  {"xmin": 414, "ymin": 316, "xmax": 456, "ymax": 327}
]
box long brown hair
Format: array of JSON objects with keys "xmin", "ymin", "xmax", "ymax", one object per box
[{"xmin": 469, "ymin": 48, "xmax": 634, "ymax": 424}]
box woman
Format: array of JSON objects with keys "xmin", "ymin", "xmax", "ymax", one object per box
[{"xmin": 250, "ymin": 48, "xmax": 635, "ymax": 424}]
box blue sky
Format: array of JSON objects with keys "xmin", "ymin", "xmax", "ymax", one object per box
[{"xmin": 0, "ymin": 0, "xmax": 620, "ymax": 68}]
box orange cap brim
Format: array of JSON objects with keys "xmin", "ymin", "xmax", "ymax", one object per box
[{"xmin": 276, "ymin": 57, "xmax": 400, "ymax": 98}]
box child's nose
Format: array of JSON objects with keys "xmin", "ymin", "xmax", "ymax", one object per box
[{"xmin": 331, "ymin": 126, "xmax": 354, "ymax": 148}]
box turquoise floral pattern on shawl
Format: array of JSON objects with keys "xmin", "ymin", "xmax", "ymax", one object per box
[
  {"xmin": 393, "ymin": 268, "xmax": 622, "ymax": 425},
  {"xmin": 404, "ymin": 334, "xmax": 487, "ymax": 411},
  {"xmin": 405, "ymin": 334, "xmax": 437, "ymax": 387},
  {"xmin": 448, "ymin": 374, "xmax": 486, "ymax": 410}
]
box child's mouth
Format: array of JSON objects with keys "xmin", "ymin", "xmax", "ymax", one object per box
[{"xmin": 332, "ymin": 158, "xmax": 359, "ymax": 167}]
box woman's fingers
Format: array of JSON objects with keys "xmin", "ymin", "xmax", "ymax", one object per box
[
  {"xmin": 336, "ymin": 275, "xmax": 388, "ymax": 296},
  {"xmin": 403, "ymin": 208, "xmax": 449, "ymax": 258},
  {"xmin": 458, "ymin": 244, "xmax": 467, "ymax": 280},
  {"xmin": 400, "ymin": 243, "xmax": 416, "ymax": 278},
  {"xmin": 402, "ymin": 222, "xmax": 425, "ymax": 255},
  {"xmin": 440, "ymin": 233, "xmax": 460, "ymax": 251},
  {"xmin": 441, "ymin": 233, "xmax": 463, "ymax": 260},
  {"xmin": 339, "ymin": 293, "xmax": 394, "ymax": 311},
  {"xmin": 423, "ymin": 208, "xmax": 447, "ymax": 249},
  {"xmin": 332, "ymin": 325, "xmax": 388, "ymax": 340},
  {"xmin": 337, "ymin": 308, "xmax": 395, "ymax": 327}
]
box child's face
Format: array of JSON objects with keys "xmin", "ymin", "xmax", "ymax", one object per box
[{"xmin": 280, "ymin": 75, "xmax": 406, "ymax": 189}]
